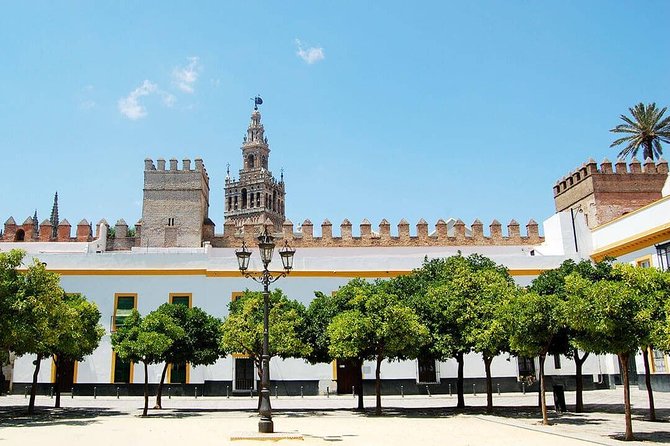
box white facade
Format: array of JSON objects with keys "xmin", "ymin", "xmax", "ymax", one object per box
[{"xmin": 5, "ymin": 175, "xmax": 670, "ymax": 394}]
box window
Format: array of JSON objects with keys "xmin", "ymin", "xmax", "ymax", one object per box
[
  {"xmin": 650, "ymin": 348, "xmax": 667, "ymax": 373},
  {"xmin": 636, "ymin": 255, "xmax": 652, "ymax": 268},
  {"xmin": 231, "ymin": 291, "xmax": 244, "ymax": 301},
  {"xmin": 112, "ymin": 352, "xmax": 133, "ymax": 383},
  {"xmin": 167, "ymin": 218, "xmax": 175, "ymax": 227},
  {"xmin": 113, "ymin": 294, "xmax": 137, "ymax": 331},
  {"xmin": 518, "ymin": 357, "xmax": 535, "ymax": 380},
  {"xmin": 169, "ymin": 293, "xmax": 191, "ymax": 307},
  {"xmin": 553, "ymin": 354, "xmax": 561, "ymax": 369}
]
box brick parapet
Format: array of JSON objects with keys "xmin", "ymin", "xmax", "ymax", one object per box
[
  {"xmin": 553, "ymin": 157, "xmax": 668, "ymax": 227},
  {"xmin": 208, "ymin": 218, "xmax": 544, "ymax": 248}
]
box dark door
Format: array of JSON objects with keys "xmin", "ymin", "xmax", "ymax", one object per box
[
  {"xmin": 418, "ymin": 357, "xmax": 437, "ymax": 383},
  {"xmin": 58, "ymin": 359, "xmax": 75, "ymax": 392},
  {"xmin": 235, "ymin": 358, "xmax": 255, "ymax": 391},
  {"xmin": 336, "ymin": 360, "xmax": 358, "ymax": 395},
  {"xmin": 170, "ymin": 363, "xmax": 187, "ymax": 384}
]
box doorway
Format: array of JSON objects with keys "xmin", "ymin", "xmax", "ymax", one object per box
[
  {"xmin": 418, "ymin": 357, "xmax": 437, "ymax": 383},
  {"xmin": 234, "ymin": 358, "xmax": 255, "ymax": 391},
  {"xmin": 57, "ymin": 358, "xmax": 75, "ymax": 392},
  {"xmin": 336, "ymin": 360, "xmax": 359, "ymax": 395}
]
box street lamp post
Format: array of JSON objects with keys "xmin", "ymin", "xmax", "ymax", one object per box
[{"xmin": 235, "ymin": 227, "xmax": 295, "ymax": 434}]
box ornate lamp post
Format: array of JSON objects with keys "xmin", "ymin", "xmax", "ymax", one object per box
[{"xmin": 235, "ymin": 227, "xmax": 295, "ymax": 434}]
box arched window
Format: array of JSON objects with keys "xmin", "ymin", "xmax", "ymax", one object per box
[
  {"xmin": 15, "ymin": 229, "xmax": 25, "ymax": 241},
  {"xmin": 227, "ymin": 196, "xmax": 232, "ymax": 211},
  {"xmin": 241, "ymin": 189, "xmax": 248, "ymax": 209},
  {"xmin": 272, "ymin": 191, "xmax": 277, "ymax": 212}
]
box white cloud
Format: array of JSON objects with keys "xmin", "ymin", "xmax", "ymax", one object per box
[
  {"xmin": 172, "ymin": 57, "xmax": 201, "ymax": 93},
  {"xmin": 118, "ymin": 80, "xmax": 175, "ymax": 120},
  {"xmin": 118, "ymin": 80, "xmax": 157, "ymax": 120},
  {"xmin": 295, "ymin": 39, "xmax": 325, "ymax": 64}
]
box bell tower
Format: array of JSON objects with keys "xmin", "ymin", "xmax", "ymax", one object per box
[{"xmin": 224, "ymin": 99, "xmax": 286, "ymax": 231}]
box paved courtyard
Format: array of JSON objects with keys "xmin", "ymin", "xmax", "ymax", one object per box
[{"xmin": 1, "ymin": 388, "xmax": 670, "ymax": 445}]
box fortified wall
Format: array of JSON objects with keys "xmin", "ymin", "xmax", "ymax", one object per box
[
  {"xmin": 553, "ymin": 158, "xmax": 668, "ymax": 228},
  {"xmin": 207, "ymin": 217, "xmax": 543, "ymax": 248},
  {"xmin": 1, "ymin": 217, "xmax": 95, "ymax": 243}
]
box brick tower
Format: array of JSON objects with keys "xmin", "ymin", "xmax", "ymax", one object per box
[
  {"xmin": 224, "ymin": 101, "xmax": 286, "ymax": 231},
  {"xmin": 140, "ymin": 158, "xmax": 211, "ymax": 247}
]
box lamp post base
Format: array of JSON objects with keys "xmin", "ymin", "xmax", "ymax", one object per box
[{"xmin": 259, "ymin": 418, "xmax": 274, "ymax": 433}]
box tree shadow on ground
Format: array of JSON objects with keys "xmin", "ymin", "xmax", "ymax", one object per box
[
  {"xmin": 0, "ymin": 406, "xmax": 126, "ymax": 427},
  {"xmin": 364, "ymin": 404, "xmax": 668, "ymax": 423},
  {"xmin": 610, "ymin": 432, "xmax": 670, "ymax": 443}
]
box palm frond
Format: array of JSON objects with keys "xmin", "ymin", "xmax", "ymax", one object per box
[{"xmin": 610, "ymin": 102, "xmax": 669, "ymax": 160}]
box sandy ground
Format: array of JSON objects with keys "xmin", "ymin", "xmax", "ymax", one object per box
[{"xmin": 1, "ymin": 389, "xmax": 670, "ymax": 445}]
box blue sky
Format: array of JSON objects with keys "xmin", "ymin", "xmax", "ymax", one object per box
[{"xmin": 1, "ymin": 1, "xmax": 669, "ymax": 236}]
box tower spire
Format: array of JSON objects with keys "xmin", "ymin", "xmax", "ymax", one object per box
[
  {"xmin": 50, "ymin": 192, "xmax": 59, "ymax": 238},
  {"xmin": 224, "ymin": 102, "xmax": 286, "ymax": 232}
]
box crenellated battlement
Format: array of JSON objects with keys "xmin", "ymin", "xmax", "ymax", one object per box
[
  {"xmin": 144, "ymin": 157, "xmax": 207, "ymax": 174},
  {"xmin": 209, "ymin": 217, "xmax": 544, "ymax": 248},
  {"xmin": 1, "ymin": 215, "xmax": 94, "ymax": 243},
  {"xmin": 553, "ymin": 157, "xmax": 668, "ymax": 197},
  {"xmin": 553, "ymin": 157, "xmax": 669, "ymax": 228}
]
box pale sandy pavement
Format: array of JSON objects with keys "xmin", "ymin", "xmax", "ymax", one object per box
[{"xmin": 1, "ymin": 389, "xmax": 670, "ymax": 446}]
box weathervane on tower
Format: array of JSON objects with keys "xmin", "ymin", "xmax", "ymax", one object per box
[{"xmin": 253, "ymin": 95, "xmax": 263, "ymax": 110}]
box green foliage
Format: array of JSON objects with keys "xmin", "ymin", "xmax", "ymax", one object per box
[
  {"xmin": 154, "ymin": 303, "xmax": 222, "ymax": 367},
  {"xmin": 563, "ymin": 270, "xmax": 645, "ymax": 356},
  {"xmin": 326, "ymin": 280, "xmax": 429, "ymax": 363},
  {"xmin": 400, "ymin": 254, "xmax": 513, "ymax": 361},
  {"xmin": 111, "ymin": 310, "xmax": 184, "ymax": 364},
  {"xmin": 0, "ymin": 249, "xmax": 25, "ymax": 351},
  {"xmin": 611, "ymin": 264, "xmax": 670, "ymax": 351},
  {"xmin": 327, "ymin": 279, "xmax": 428, "ymax": 414},
  {"xmin": 504, "ymin": 290, "xmax": 564, "ymax": 358},
  {"xmin": 302, "ymin": 291, "xmax": 343, "ymax": 364},
  {"xmin": 11, "ymin": 259, "xmax": 69, "ymax": 358},
  {"xmin": 610, "ymin": 102, "xmax": 670, "ymax": 160},
  {"xmin": 530, "ymin": 259, "xmax": 613, "ymax": 297},
  {"xmin": 53, "ymin": 293, "xmax": 105, "ymax": 362},
  {"xmin": 220, "ymin": 289, "xmax": 311, "ymax": 361}
]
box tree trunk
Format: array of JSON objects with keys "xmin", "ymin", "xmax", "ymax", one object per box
[
  {"xmin": 644, "ymin": 140, "xmax": 653, "ymax": 161},
  {"xmin": 574, "ymin": 349, "xmax": 589, "ymax": 413},
  {"xmin": 142, "ymin": 361, "xmax": 149, "ymax": 417},
  {"xmin": 484, "ymin": 355, "xmax": 493, "ymax": 413},
  {"xmin": 375, "ymin": 355, "xmax": 382, "ymax": 416},
  {"xmin": 154, "ymin": 363, "xmax": 169, "ymax": 409},
  {"xmin": 54, "ymin": 356, "xmax": 61, "ymax": 409},
  {"xmin": 28, "ymin": 353, "xmax": 42, "ymax": 416},
  {"xmin": 642, "ymin": 347, "xmax": 656, "ymax": 422},
  {"xmin": 456, "ymin": 351, "xmax": 465, "ymax": 409},
  {"xmin": 355, "ymin": 358, "xmax": 364, "ymax": 411},
  {"xmin": 539, "ymin": 354, "xmax": 549, "ymax": 425},
  {"xmin": 619, "ymin": 353, "xmax": 634, "ymax": 441}
]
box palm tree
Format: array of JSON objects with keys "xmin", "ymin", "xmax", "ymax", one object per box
[{"xmin": 610, "ymin": 103, "xmax": 670, "ymax": 160}]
